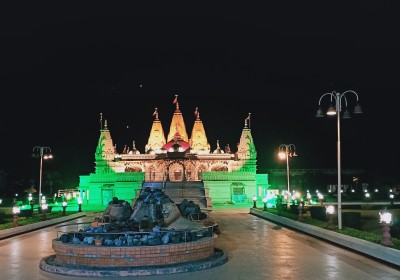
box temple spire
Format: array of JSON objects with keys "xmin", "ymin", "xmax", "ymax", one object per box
[
  {"xmin": 146, "ymin": 108, "xmax": 166, "ymax": 153},
  {"xmin": 189, "ymin": 106, "xmax": 210, "ymax": 153},
  {"xmin": 237, "ymin": 113, "xmax": 256, "ymax": 160},
  {"xmin": 95, "ymin": 114, "xmax": 115, "ymax": 170},
  {"xmin": 173, "ymin": 94, "xmax": 180, "ymax": 112},
  {"xmin": 99, "ymin": 112, "xmax": 103, "ymax": 130},
  {"xmin": 153, "ymin": 107, "xmax": 159, "ymax": 120},
  {"xmin": 167, "ymin": 94, "xmax": 188, "ymax": 142},
  {"xmin": 244, "ymin": 113, "xmax": 251, "ymax": 129}
]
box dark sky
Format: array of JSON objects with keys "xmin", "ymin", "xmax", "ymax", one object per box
[{"xmin": 1, "ymin": 3, "xmax": 399, "ymax": 189}]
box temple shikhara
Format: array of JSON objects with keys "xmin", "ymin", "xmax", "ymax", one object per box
[{"xmin": 78, "ymin": 95, "xmax": 269, "ymax": 208}]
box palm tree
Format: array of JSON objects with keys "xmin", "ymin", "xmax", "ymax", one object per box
[{"xmin": 43, "ymin": 171, "xmax": 64, "ymax": 199}]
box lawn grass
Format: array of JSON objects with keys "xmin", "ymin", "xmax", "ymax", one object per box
[{"xmin": 0, "ymin": 211, "xmax": 77, "ymax": 230}]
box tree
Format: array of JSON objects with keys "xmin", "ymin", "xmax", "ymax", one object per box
[{"xmin": 43, "ymin": 171, "xmax": 64, "ymax": 198}]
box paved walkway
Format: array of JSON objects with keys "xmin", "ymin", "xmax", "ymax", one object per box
[{"xmin": 1, "ymin": 208, "xmax": 400, "ymax": 279}]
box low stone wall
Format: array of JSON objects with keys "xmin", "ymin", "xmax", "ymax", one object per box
[{"xmin": 52, "ymin": 237, "xmax": 215, "ymax": 267}]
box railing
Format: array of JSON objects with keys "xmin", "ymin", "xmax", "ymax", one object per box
[{"xmin": 54, "ymin": 221, "xmax": 215, "ymax": 246}]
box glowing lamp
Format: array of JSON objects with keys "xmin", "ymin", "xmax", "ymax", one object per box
[
  {"xmin": 252, "ymin": 195, "xmax": 257, "ymax": 208},
  {"xmin": 379, "ymin": 209, "xmax": 392, "ymax": 224},
  {"xmin": 326, "ymin": 205, "xmax": 335, "ymax": 215},
  {"xmin": 262, "ymin": 197, "xmax": 267, "ymax": 211},
  {"xmin": 62, "ymin": 201, "xmax": 68, "ymax": 215},
  {"xmin": 380, "ymin": 208, "xmax": 394, "ymax": 246},
  {"xmin": 12, "ymin": 206, "xmax": 21, "ymax": 214},
  {"xmin": 78, "ymin": 197, "xmax": 83, "ymax": 212},
  {"xmin": 326, "ymin": 205, "xmax": 335, "ymax": 229}
]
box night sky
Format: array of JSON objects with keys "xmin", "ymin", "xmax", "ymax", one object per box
[{"xmin": 1, "ymin": 3, "xmax": 399, "ymax": 190}]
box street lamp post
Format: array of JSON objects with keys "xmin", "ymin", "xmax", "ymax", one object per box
[
  {"xmin": 78, "ymin": 197, "xmax": 83, "ymax": 212},
  {"xmin": 316, "ymin": 90, "xmax": 362, "ymax": 229},
  {"xmin": 326, "ymin": 205, "xmax": 335, "ymax": 230},
  {"xmin": 262, "ymin": 197, "xmax": 268, "ymax": 211},
  {"xmin": 32, "ymin": 146, "xmax": 53, "ymax": 210},
  {"xmin": 12, "ymin": 205, "xmax": 20, "ymax": 227},
  {"xmin": 41, "ymin": 202, "xmax": 48, "ymax": 221},
  {"xmin": 278, "ymin": 144, "xmax": 297, "ymax": 206},
  {"xmin": 380, "ymin": 208, "xmax": 393, "ymax": 247},
  {"xmin": 62, "ymin": 201, "xmax": 68, "ymax": 215}
]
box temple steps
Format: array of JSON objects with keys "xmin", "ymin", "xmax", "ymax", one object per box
[{"xmin": 142, "ymin": 181, "xmax": 211, "ymax": 208}]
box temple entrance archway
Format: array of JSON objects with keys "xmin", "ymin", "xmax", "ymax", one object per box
[{"xmin": 166, "ymin": 161, "xmax": 186, "ymax": 181}]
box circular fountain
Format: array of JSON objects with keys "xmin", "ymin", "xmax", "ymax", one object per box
[{"xmin": 40, "ymin": 188, "xmax": 227, "ymax": 277}]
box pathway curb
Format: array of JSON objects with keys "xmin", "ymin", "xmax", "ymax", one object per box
[
  {"xmin": 0, "ymin": 212, "xmax": 86, "ymax": 240},
  {"xmin": 250, "ymin": 208, "xmax": 400, "ymax": 267}
]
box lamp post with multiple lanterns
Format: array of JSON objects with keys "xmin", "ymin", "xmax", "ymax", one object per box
[
  {"xmin": 278, "ymin": 144, "xmax": 297, "ymax": 206},
  {"xmin": 32, "ymin": 146, "xmax": 53, "ymax": 210},
  {"xmin": 316, "ymin": 90, "xmax": 362, "ymax": 230}
]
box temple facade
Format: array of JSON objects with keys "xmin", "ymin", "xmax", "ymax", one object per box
[{"xmin": 78, "ymin": 95, "xmax": 269, "ymax": 207}]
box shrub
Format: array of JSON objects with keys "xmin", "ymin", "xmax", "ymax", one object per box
[
  {"xmin": 342, "ymin": 212, "xmax": 361, "ymax": 229},
  {"xmin": 309, "ymin": 206, "xmax": 326, "ymax": 221}
]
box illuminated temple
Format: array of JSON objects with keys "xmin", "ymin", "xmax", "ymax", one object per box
[{"xmin": 78, "ymin": 96, "xmax": 269, "ymax": 208}]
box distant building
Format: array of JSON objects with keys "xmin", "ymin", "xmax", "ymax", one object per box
[
  {"xmin": 78, "ymin": 96, "xmax": 269, "ymax": 207},
  {"xmin": 266, "ymin": 168, "xmax": 365, "ymax": 194}
]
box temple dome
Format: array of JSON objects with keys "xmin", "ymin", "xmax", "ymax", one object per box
[
  {"xmin": 146, "ymin": 148, "xmax": 155, "ymax": 155},
  {"xmin": 212, "ymin": 140, "xmax": 224, "ymax": 154},
  {"xmin": 163, "ymin": 132, "xmax": 190, "ymax": 152}
]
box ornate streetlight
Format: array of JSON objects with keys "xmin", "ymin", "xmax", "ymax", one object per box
[
  {"xmin": 78, "ymin": 197, "xmax": 83, "ymax": 212},
  {"xmin": 252, "ymin": 195, "xmax": 257, "ymax": 208},
  {"xmin": 379, "ymin": 208, "xmax": 393, "ymax": 247},
  {"xmin": 326, "ymin": 205, "xmax": 335, "ymax": 230},
  {"xmin": 12, "ymin": 206, "xmax": 20, "ymax": 227},
  {"xmin": 316, "ymin": 90, "xmax": 362, "ymax": 229},
  {"xmin": 62, "ymin": 201, "xmax": 68, "ymax": 215},
  {"xmin": 262, "ymin": 197, "xmax": 268, "ymax": 211},
  {"xmin": 32, "ymin": 146, "xmax": 53, "ymax": 210},
  {"xmin": 278, "ymin": 144, "xmax": 297, "ymax": 206}
]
